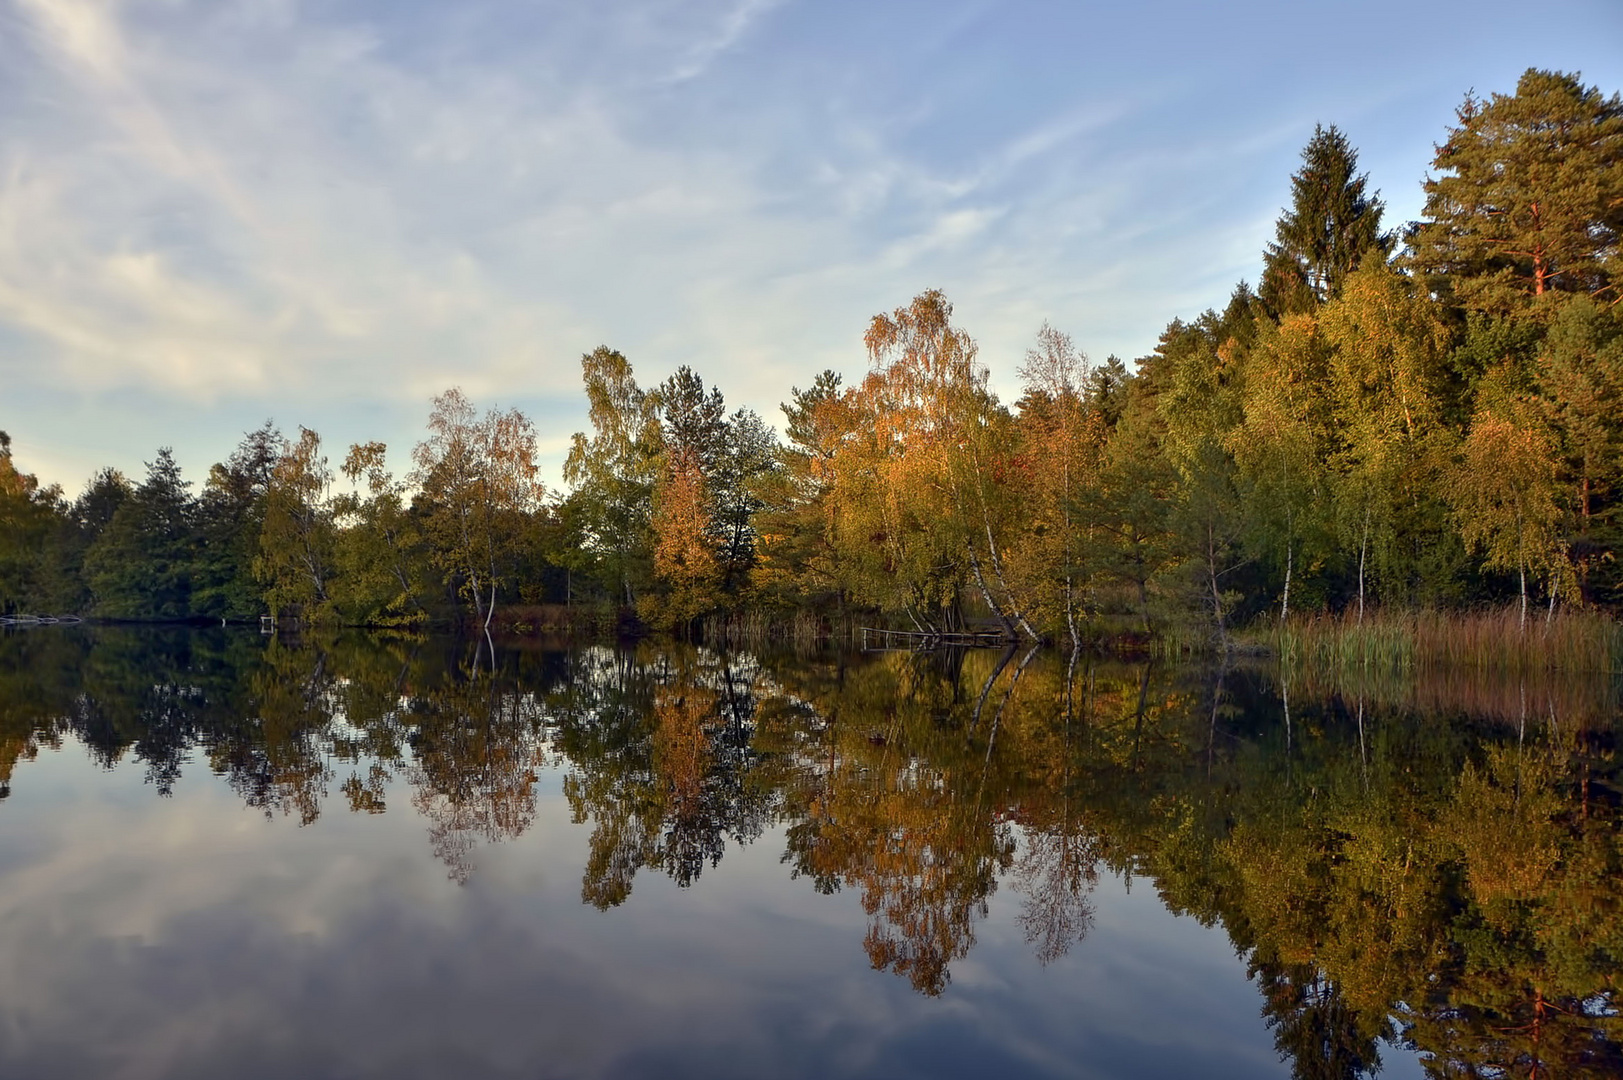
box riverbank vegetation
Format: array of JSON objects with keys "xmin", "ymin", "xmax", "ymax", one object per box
[{"xmin": 2, "ymin": 69, "xmax": 1621, "ymax": 656}]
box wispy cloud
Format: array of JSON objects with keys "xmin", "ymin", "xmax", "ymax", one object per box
[{"xmin": 667, "ymin": 0, "xmax": 784, "ymax": 82}]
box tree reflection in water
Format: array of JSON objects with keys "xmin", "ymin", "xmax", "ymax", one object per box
[{"xmin": 2, "ymin": 625, "xmax": 1621, "ymax": 1077}]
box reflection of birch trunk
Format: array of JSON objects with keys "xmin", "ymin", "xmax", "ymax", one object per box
[
  {"xmin": 1356, "ymin": 695, "xmax": 1367, "ymax": 789},
  {"xmin": 971, "ymin": 646, "xmax": 1016, "ymax": 729},
  {"xmin": 1282, "ymin": 672, "xmax": 1292, "ymax": 757},
  {"xmin": 982, "ymin": 645, "xmax": 1040, "ymax": 780}
]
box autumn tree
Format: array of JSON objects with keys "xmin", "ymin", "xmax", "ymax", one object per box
[
  {"xmin": 836, "ymin": 289, "xmax": 1034, "ymax": 639},
  {"xmin": 0, "ymin": 431, "xmax": 66, "ymax": 615},
  {"xmin": 1013, "ymin": 323, "xmax": 1103, "ymax": 646},
  {"xmin": 642, "ymin": 447, "xmax": 723, "ymax": 630},
  {"xmin": 1319, "ymin": 261, "xmax": 1453, "ymax": 616},
  {"xmin": 651, "ymin": 366, "xmax": 778, "ymax": 598},
  {"xmin": 1450, "ymin": 390, "xmax": 1571, "ymax": 627}
]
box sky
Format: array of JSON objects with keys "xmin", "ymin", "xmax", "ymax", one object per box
[{"xmin": 3, "ymin": 0, "xmax": 1621, "ymax": 495}]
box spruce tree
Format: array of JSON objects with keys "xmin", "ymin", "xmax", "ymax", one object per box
[
  {"xmin": 1260, "ymin": 125, "xmax": 1391, "ymax": 318},
  {"xmin": 1406, "ymin": 69, "xmax": 1623, "ymax": 315}
]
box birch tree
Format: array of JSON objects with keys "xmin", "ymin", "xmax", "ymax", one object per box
[
  {"xmin": 413, "ymin": 389, "xmax": 544, "ymax": 629},
  {"xmin": 256, "ymin": 427, "xmax": 336, "ymax": 621}
]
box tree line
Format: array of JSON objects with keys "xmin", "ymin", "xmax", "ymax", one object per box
[{"xmin": 2, "ymin": 68, "xmax": 1620, "ymax": 641}]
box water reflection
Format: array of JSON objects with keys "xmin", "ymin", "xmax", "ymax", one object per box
[{"xmin": 1, "ymin": 625, "xmax": 1621, "ymax": 1077}]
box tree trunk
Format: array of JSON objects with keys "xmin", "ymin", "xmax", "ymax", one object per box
[
  {"xmin": 983, "ymin": 524, "xmax": 1039, "ymax": 641},
  {"xmin": 1519, "ymin": 561, "xmax": 1528, "ymax": 633},
  {"xmin": 1207, "ymin": 522, "xmax": 1228, "ymax": 654},
  {"xmin": 1280, "ymin": 538, "xmax": 1293, "ymax": 627},
  {"xmin": 1064, "ymin": 578, "xmax": 1080, "ymax": 651},
  {"xmin": 967, "ymin": 545, "xmax": 1018, "ymax": 642},
  {"xmin": 1357, "ymin": 510, "xmax": 1369, "ymax": 626}
]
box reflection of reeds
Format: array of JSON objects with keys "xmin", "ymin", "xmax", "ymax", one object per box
[
  {"xmin": 1270, "ymin": 661, "xmax": 1623, "ymax": 729},
  {"xmin": 1269, "ymin": 608, "xmax": 1623, "ymax": 675}
]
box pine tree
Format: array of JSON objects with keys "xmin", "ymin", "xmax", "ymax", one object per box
[
  {"xmin": 84, "ymin": 449, "xmax": 199, "ymax": 618},
  {"xmin": 1406, "ymin": 69, "xmax": 1623, "ymax": 314},
  {"xmin": 1260, "ymin": 125, "xmax": 1391, "ymax": 318}
]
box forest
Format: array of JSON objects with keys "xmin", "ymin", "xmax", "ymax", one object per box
[{"xmin": 2, "ymin": 68, "xmax": 1621, "ymax": 648}]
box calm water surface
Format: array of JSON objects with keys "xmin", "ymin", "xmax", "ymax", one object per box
[{"xmin": 0, "ymin": 627, "xmax": 1618, "ymax": 1079}]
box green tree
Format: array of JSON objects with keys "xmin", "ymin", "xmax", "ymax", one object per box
[
  {"xmin": 255, "ymin": 427, "xmax": 337, "ymax": 622},
  {"xmin": 83, "ymin": 448, "xmax": 200, "ymax": 619},
  {"xmin": 1260, "ymin": 125, "xmax": 1392, "ymax": 318},
  {"xmin": 1151, "ymin": 291, "xmax": 1258, "ymax": 647},
  {"xmin": 564, "ymin": 348, "xmax": 661, "ymax": 607},
  {"xmin": 1406, "ymin": 69, "xmax": 1623, "ymax": 314},
  {"xmin": 1536, "ymin": 297, "xmax": 1623, "ymax": 606},
  {"xmin": 330, "ymin": 441, "xmax": 427, "ymax": 626},
  {"xmin": 193, "ymin": 422, "xmax": 280, "ymax": 619},
  {"xmin": 752, "ymin": 371, "xmax": 854, "ymax": 612}
]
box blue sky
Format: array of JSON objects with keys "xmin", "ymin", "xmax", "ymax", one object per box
[{"xmin": 3, "ymin": 0, "xmax": 1621, "ymax": 494}]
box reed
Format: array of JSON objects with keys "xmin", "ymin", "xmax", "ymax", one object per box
[
  {"xmin": 488, "ymin": 603, "xmax": 616, "ymax": 638},
  {"xmin": 699, "ymin": 609, "xmax": 833, "ymax": 650},
  {"xmin": 1267, "ymin": 606, "xmax": 1623, "ymax": 675}
]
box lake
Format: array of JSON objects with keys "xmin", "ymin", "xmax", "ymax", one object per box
[{"xmin": 0, "ymin": 626, "xmax": 1617, "ymax": 1079}]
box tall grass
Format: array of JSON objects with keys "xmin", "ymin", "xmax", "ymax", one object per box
[
  {"xmin": 699, "ymin": 609, "xmax": 834, "ymax": 651},
  {"xmin": 1268, "ymin": 606, "xmax": 1623, "ymax": 675},
  {"xmin": 488, "ymin": 603, "xmax": 620, "ymax": 638}
]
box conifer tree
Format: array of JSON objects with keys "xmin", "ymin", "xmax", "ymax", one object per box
[
  {"xmin": 83, "ymin": 449, "xmax": 199, "ymax": 618},
  {"xmin": 1406, "ymin": 69, "xmax": 1623, "ymax": 314},
  {"xmin": 1260, "ymin": 125, "xmax": 1391, "ymax": 318}
]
